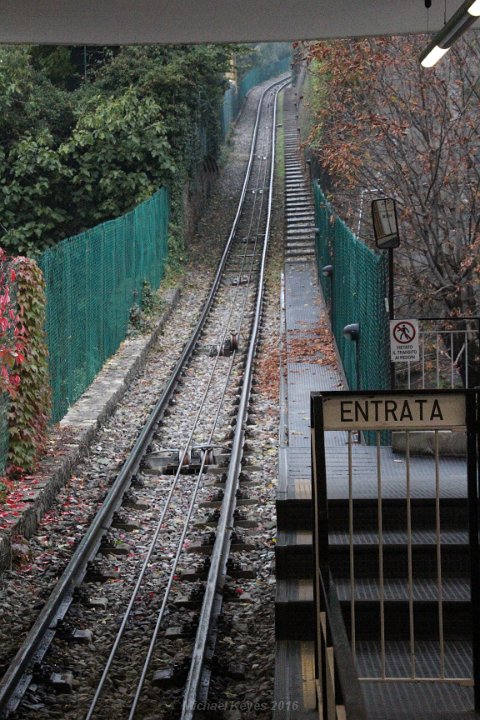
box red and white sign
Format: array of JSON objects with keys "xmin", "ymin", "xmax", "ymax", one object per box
[{"xmin": 390, "ymin": 319, "xmax": 419, "ymax": 362}]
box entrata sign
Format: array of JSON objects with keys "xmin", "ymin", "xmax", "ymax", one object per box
[
  {"xmin": 321, "ymin": 392, "xmax": 466, "ymax": 431},
  {"xmin": 390, "ymin": 319, "xmax": 419, "ymax": 362}
]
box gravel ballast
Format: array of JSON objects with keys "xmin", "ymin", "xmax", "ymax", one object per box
[{"xmin": 0, "ymin": 80, "xmax": 284, "ymax": 719}]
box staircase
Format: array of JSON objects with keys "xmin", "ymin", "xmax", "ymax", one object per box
[
  {"xmin": 283, "ymin": 107, "xmax": 316, "ymax": 263},
  {"xmin": 275, "ymin": 82, "xmax": 478, "ymax": 720},
  {"xmin": 275, "ymin": 441, "xmax": 478, "ymax": 719}
]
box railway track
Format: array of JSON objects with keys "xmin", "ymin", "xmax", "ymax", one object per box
[{"xmin": 0, "ymin": 74, "xmax": 289, "ymax": 720}]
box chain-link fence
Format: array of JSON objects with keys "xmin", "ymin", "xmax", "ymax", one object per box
[
  {"xmin": 314, "ymin": 182, "xmax": 390, "ymax": 393},
  {"xmin": 0, "ymin": 61, "xmax": 292, "ymax": 469},
  {"xmin": 39, "ymin": 188, "xmax": 169, "ymax": 423},
  {"xmin": 221, "ymin": 54, "xmax": 292, "ymax": 142}
]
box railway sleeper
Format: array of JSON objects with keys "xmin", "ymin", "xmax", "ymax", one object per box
[
  {"xmin": 32, "ymin": 664, "xmax": 74, "ymax": 694},
  {"xmin": 153, "ymin": 659, "xmax": 190, "ymax": 688},
  {"xmin": 143, "ymin": 446, "xmax": 227, "ymax": 474},
  {"xmin": 164, "ymin": 623, "xmax": 196, "ymax": 639},
  {"xmin": 111, "ymin": 512, "xmax": 140, "ymax": 531},
  {"xmin": 188, "ymin": 531, "xmax": 255, "ymax": 554},
  {"xmin": 223, "ymin": 585, "xmax": 254, "ymax": 603},
  {"xmin": 84, "ymin": 595, "xmax": 108, "ymax": 610},
  {"xmin": 223, "ymin": 662, "xmax": 247, "ymax": 680},
  {"xmin": 233, "ymin": 509, "xmax": 257, "ymax": 528},
  {"xmin": 54, "ymin": 620, "xmax": 93, "ymax": 645},
  {"xmin": 99, "ymin": 534, "xmax": 131, "ymax": 556},
  {"xmin": 73, "ymin": 587, "xmax": 108, "ymax": 610},
  {"xmin": 226, "ymin": 558, "xmax": 257, "ymax": 579},
  {"xmin": 121, "ymin": 489, "xmax": 149, "ymax": 510},
  {"xmin": 181, "ymin": 558, "xmax": 211, "ymax": 580},
  {"xmin": 85, "ymin": 560, "xmax": 121, "ymax": 582},
  {"xmin": 174, "ymin": 582, "xmax": 205, "ymax": 608}
]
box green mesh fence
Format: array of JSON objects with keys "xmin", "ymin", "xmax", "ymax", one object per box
[
  {"xmin": 221, "ymin": 85, "xmax": 237, "ymax": 142},
  {"xmin": 238, "ymin": 54, "xmax": 292, "ymax": 107},
  {"xmin": 314, "ymin": 182, "xmax": 390, "ymax": 394},
  {"xmin": 39, "ymin": 188, "xmax": 169, "ymax": 424},
  {"xmin": 221, "ymin": 54, "xmax": 292, "ymax": 141}
]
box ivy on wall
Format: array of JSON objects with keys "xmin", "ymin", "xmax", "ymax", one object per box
[{"xmin": 8, "ymin": 258, "xmax": 51, "ymax": 472}]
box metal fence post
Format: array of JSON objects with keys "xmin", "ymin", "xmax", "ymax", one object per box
[
  {"xmin": 467, "ymin": 390, "xmax": 480, "ymax": 711},
  {"xmin": 311, "ymin": 393, "xmax": 330, "ymax": 716}
]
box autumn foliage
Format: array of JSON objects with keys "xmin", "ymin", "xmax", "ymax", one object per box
[
  {"xmin": 0, "ymin": 249, "xmax": 24, "ymax": 397},
  {"xmin": 8, "ymin": 258, "xmax": 51, "ymax": 473},
  {"xmin": 303, "ymin": 33, "xmax": 480, "ymax": 321}
]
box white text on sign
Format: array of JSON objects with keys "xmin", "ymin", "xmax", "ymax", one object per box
[{"xmin": 390, "ymin": 319, "xmax": 419, "ymax": 363}]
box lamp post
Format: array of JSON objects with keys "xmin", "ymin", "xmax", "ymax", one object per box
[
  {"xmin": 371, "ymin": 198, "xmax": 400, "ymax": 389},
  {"xmin": 343, "ymin": 323, "xmax": 360, "ymax": 390}
]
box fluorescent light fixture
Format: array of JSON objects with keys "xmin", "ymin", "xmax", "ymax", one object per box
[
  {"xmin": 468, "ymin": 0, "xmax": 480, "ymax": 15},
  {"xmin": 421, "ymin": 45, "xmax": 450, "ymax": 67},
  {"xmin": 420, "ymin": 0, "xmax": 480, "ymax": 67}
]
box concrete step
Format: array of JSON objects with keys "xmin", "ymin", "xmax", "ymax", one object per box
[
  {"xmin": 285, "ymin": 255, "xmax": 315, "ymax": 264},
  {"xmin": 275, "ymin": 580, "xmax": 315, "ymax": 640},
  {"xmin": 286, "ymin": 226, "xmax": 316, "ymax": 236},
  {"xmin": 276, "ymin": 493, "xmax": 313, "ymax": 532},
  {"xmin": 285, "ymin": 183, "xmax": 308, "ymax": 191},
  {"xmin": 286, "ymin": 213, "xmax": 315, "ymax": 220},
  {"xmin": 286, "ymin": 249, "xmax": 316, "ymax": 258},
  {"xmin": 285, "ymin": 239, "xmax": 315, "ymax": 255},
  {"xmin": 327, "ymin": 497, "xmax": 469, "ymax": 533},
  {"xmin": 286, "ymin": 223, "xmax": 316, "ymax": 231},
  {"xmin": 285, "ymin": 202, "xmax": 314, "ymax": 210},
  {"xmin": 286, "ymin": 239, "xmax": 315, "ymax": 247}
]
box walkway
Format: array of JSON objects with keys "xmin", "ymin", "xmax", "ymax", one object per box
[{"xmin": 274, "ymin": 84, "xmax": 475, "ymax": 720}]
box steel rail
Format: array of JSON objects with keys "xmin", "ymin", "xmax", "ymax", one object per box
[
  {"xmin": 181, "ymin": 76, "xmax": 290, "ymax": 720},
  {"xmin": 85, "ymin": 179, "xmax": 266, "ymax": 715},
  {"xmin": 0, "ymin": 73, "xmax": 289, "ymax": 719},
  {"xmin": 123, "ymin": 88, "xmax": 281, "ymax": 718},
  {"xmin": 126, "ymin": 344, "xmax": 240, "ymax": 719},
  {"xmin": 84, "ymin": 323, "xmax": 238, "ymax": 720}
]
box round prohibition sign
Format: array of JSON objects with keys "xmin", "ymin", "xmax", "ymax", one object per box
[{"xmin": 393, "ymin": 321, "xmax": 416, "ymax": 344}]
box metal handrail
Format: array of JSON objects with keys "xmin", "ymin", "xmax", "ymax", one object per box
[
  {"xmin": 318, "ymin": 569, "xmax": 368, "ymax": 720},
  {"xmin": 416, "ymin": 316, "xmax": 480, "ymax": 322}
]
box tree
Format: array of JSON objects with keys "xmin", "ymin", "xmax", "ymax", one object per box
[
  {"xmin": 304, "ymin": 34, "xmax": 480, "ymax": 383},
  {"xmin": 60, "ymin": 89, "xmax": 174, "ymax": 231},
  {"xmin": 305, "ymin": 34, "xmax": 480, "ymax": 316},
  {"xmin": 0, "ymin": 43, "xmax": 236, "ymax": 256},
  {"xmin": 0, "ymin": 47, "xmax": 74, "ymax": 254}
]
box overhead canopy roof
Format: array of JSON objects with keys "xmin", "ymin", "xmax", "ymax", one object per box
[{"xmin": 0, "ymin": 0, "xmax": 464, "ymax": 45}]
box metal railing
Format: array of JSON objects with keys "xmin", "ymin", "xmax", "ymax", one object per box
[
  {"xmin": 395, "ymin": 317, "xmax": 480, "ymax": 391},
  {"xmin": 312, "ymin": 395, "xmax": 367, "ymax": 719},
  {"xmin": 312, "ymin": 390, "xmax": 480, "ymax": 714},
  {"xmin": 316, "ymin": 569, "xmax": 368, "ymax": 720}
]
